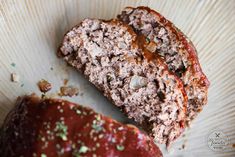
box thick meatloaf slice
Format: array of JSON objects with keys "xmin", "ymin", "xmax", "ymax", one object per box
[
  {"xmin": 0, "ymin": 94, "xmax": 162, "ymax": 157},
  {"xmin": 58, "ymin": 19, "xmax": 187, "ymax": 145},
  {"xmin": 118, "ymin": 6, "xmax": 210, "ymax": 124}
]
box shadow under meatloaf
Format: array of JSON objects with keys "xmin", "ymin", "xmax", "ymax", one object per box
[
  {"xmin": 118, "ymin": 6, "xmax": 210, "ymax": 124},
  {"xmin": 58, "ymin": 18, "xmax": 187, "ymax": 146},
  {"xmin": 0, "ymin": 94, "xmax": 162, "ymax": 157}
]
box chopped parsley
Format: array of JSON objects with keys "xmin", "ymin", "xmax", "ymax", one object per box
[
  {"xmin": 54, "ymin": 121, "xmax": 68, "ymax": 141},
  {"xmin": 72, "ymin": 152, "xmax": 80, "ymax": 157},
  {"xmin": 92, "ymin": 123, "xmax": 103, "ymax": 132},
  {"xmin": 79, "ymin": 146, "xmax": 89, "ymax": 153},
  {"xmin": 92, "ymin": 119, "xmax": 103, "ymax": 132},
  {"xmin": 145, "ymin": 37, "xmax": 150, "ymax": 43},
  {"xmin": 41, "ymin": 153, "xmax": 47, "ymax": 157},
  {"xmin": 116, "ymin": 145, "xmax": 125, "ymax": 151},
  {"xmin": 72, "ymin": 145, "xmax": 89, "ymax": 157},
  {"xmin": 11, "ymin": 62, "xmax": 16, "ymax": 67}
]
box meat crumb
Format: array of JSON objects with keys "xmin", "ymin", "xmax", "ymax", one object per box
[
  {"xmin": 11, "ymin": 73, "xmax": 20, "ymax": 82},
  {"xmin": 59, "ymin": 86, "xmax": 79, "ymax": 97},
  {"xmin": 38, "ymin": 79, "xmax": 52, "ymax": 93},
  {"xmin": 63, "ymin": 79, "xmax": 69, "ymax": 85}
]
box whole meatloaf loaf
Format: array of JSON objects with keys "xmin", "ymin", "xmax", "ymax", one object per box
[
  {"xmin": 58, "ymin": 19, "xmax": 187, "ymax": 145},
  {"xmin": 0, "ymin": 94, "xmax": 162, "ymax": 157},
  {"xmin": 118, "ymin": 6, "xmax": 210, "ymax": 124}
]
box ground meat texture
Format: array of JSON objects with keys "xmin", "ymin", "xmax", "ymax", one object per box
[
  {"xmin": 0, "ymin": 94, "xmax": 162, "ymax": 157},
  {"xmin": 118, "ymin": 7, "xmax": 210, "ymax": 124},
  {"xmin": 58, "ymin": 19, "xmax": 187, "ymax": 146}
]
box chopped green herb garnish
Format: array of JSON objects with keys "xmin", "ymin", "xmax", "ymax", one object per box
[
  {"xmin": 41, "ymin": 153, "xmax": 47, "ymax": 157},
  {"xmin": 145, "ymin": 37, "xmax": 150, "ymax": 43},
  {"xmin": 92, "ymin": 123, "xmax": 103, "ymax": 132},
  {"xmin": 79, "ymin": 145, "xmax": 89, "ymax": 153},
  {"xmin": 72, "ymin": 151, "xmax": 80, "ymax": 157},
  {"xmin": 20, "ymin": 83, "xmax": 24, "ymax": 87},
  {"xmin": 11, "ymin": 63, "xmax": 16, "ymax": 67},
  {"xmin": 95, "ymin": 115, "xmax": 101, "ymax": 121},
  {"xmin": 54, "ymin": 121, "xmax": 68, "ymax": 141},
  {"xmin": 116, "ymin": 145, "xmax": 125, "ymax": 151}
]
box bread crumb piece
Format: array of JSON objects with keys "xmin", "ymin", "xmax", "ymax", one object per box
[
  {"xmin": 59, "ymin": 86, "xmax": 79, "ymax": 97},
  {"xmin": 63, "ymin": 79, "xmax": 69, "ymax": 85},
  {"xmin": 38, "ymin": 79, "xmax": 52, "ymax": 93},
  {"xmin": 11, "ymin": 73, "xmax": 20, "ymax": 82}
]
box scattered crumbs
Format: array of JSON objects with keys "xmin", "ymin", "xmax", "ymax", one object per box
[
  {"xmin": 116, "ymin": 145, "xmax": 125, "ymax": 151},
  {"xmin": 232, "ymin": 144, "xmax": 235, "ymax": 148},
  {"xmin": 54, "ymin": 121, "xmax": 68, "ymax": 141},
  {"xmin": 11, "ymin": 62, "xmax": 16, "ymax": 67},
  {"xmin": 38, "ymin": 79, "xmax": 52, "ymax": 93},
  {"xmin": 20, "ymin": 83, "xmax": 24, "ymax": 87},
  {"xmin": 59, "ymin": 86, "xmax": 79, "ymax": 97},
  {"xmin": 63, "ymin": 79, "xmax": 69, "ymax": 85},
  {"xmin": 41, "ymin": 153, "xmax": 47, "ymax": 157},
  {"xmin": 182, "ymin": 134, "xmax": 186, "ymax": 138},
  {"xmin": 182, "ymin": 144, "xmax": 185, "ymax": 149},
  {"xmin": 50, "ymin": 67, "xmax": 53, "ymax": 71},
  {"xmin": 11, "ymin": 73, "xmax": 20, "ymax": 82}
]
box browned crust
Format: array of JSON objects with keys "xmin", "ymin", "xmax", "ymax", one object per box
[
  {"xmin": 0, "ymin": 95, "xmax": 163, "ymax": 157},
  {"xmin": 119, "ymin": 6, "xmax": 210, "ymax": 123},
  {"xmin": 126, "ymin": 6, "xmax": 210, "ymax": 88}
]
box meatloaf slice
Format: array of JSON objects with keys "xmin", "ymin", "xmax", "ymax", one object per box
[
  {"xmin": 0, "ymin": 94, "xmax": 162, "ymax": 157},
  {"xmin": 118, "ymin": 6, "xmax": 210, "ymax": 124},
  {"xmin": 58, "ymin": 19, "xmax": 187, "ymax": 146}
]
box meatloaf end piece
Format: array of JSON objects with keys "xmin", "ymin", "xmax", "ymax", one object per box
[
  {"xmin": 58, "ymin": 19, "xmax": 187, "ymax": 146},
  {"xmin": 118, "ymin": 6, "xmax": 210, "ymax": 124},
  {"xmin": 0, "ymin": 94, "xmax": 162, "ymax": 157}
]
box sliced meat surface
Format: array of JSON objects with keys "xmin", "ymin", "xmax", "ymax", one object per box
[
  {"xmin": 118, "ymin": 6, "xmax": 210, "ymax": 124},
  {"xmin": 59, "ymin": 19, "xmax": 187, "ymax": 145}
]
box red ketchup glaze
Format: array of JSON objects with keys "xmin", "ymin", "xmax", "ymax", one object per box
[{"xmin": 0, "ymin": 95, "xmax": 162, "ymax": 157}]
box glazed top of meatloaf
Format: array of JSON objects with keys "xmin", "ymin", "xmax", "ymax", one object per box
[
  {"xmin": 118, "ymin": 6, "xmax": 210, "ymax": 123},
  {"xmin": 58, "ymin": 19, "xmax": 187, "ymax": 146},
  {"xmin": 0, "ymin": 94, "xmax": 162, "ymax": 157}
]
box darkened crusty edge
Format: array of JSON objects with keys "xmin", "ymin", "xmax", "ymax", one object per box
[
  {"xmin": 0, "ymin": 94, "xmax": 162, "ymax": 157},
  {"xmin": 58, "ymin": 18, "xmax": 187, "ymax": 146},
  {"xmin": 118, "ymin": 6, "xmax": 210, "ymax": 124}
]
